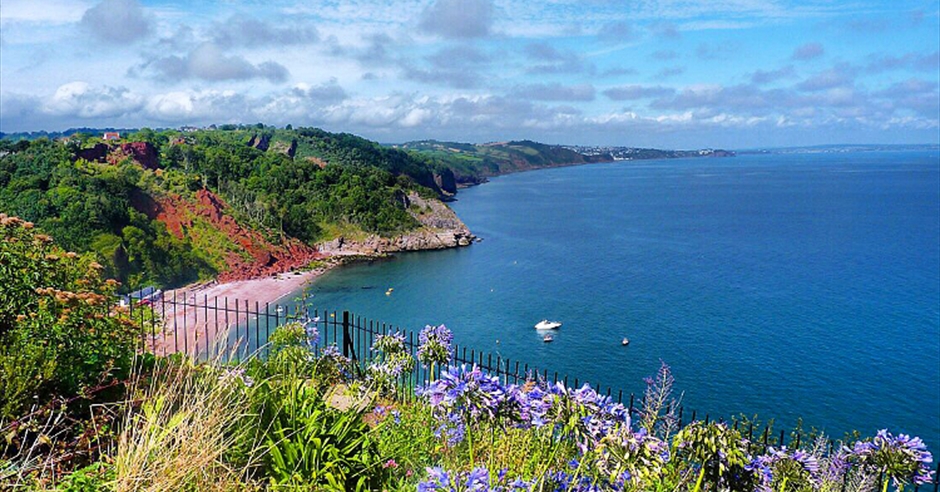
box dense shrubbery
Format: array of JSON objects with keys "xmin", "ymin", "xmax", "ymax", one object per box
[
  {"xmin": 4, "ymin": 313, "xmax": 933, "ymax": 490},
  {"xmin": 0, "ymin": 216, "xmax": 143, "ymax": 486},
  {"xmin": 0, "ymin": 138, "xmax": 214, "ymax": 291},
  {"xmin": 0, "ymin": 215, "xmax": 139, "ymax": 418},
  {"xmin": 0, "ymin": 127, "xmax": 450, "ymax": 291}
]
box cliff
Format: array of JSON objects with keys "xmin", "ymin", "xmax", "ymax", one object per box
[
  {"xmin": 130, "ymin": 189, "xmax": 322, "ymax": 282},
  {"xmin": 318, "ymin": 192, "xmax": 476, "ymax": 255}
]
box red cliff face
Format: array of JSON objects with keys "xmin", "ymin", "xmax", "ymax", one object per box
[
  {"xmin": 118, "ymin": 142, "xmax": 159, "ymax": 170},
  {"xmin": 75, "ymin": 142, "xmax": 159, "ymax": 169},
  {"xmin": 130, "ymin": 189, "xmax": 321, "ymax": 282}
]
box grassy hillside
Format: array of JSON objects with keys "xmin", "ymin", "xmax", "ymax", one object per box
[
  {"xmin": 0, "ymin": 127, "xmax": 462, "ymax": 291},
  {"xmin": 396, "ymin": 139, "xmax": 609, "ymax": 185},
  {"xmin": 0, "ymin": 126, "xmax": 731, "ymax": 290}
]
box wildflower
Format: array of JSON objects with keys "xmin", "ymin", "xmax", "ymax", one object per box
[
  {"xmin": 218, "ymin": 366, "xmax": 254, "ymax": 387},
  {"xmin": 383, "ymin": 459, "xmax": 398, "ymax": 469},
  {"xmin": 745, "ymin": 455, "xmax": 774, "ymax": 492},
  {"xmin": 367, "ymin": 331, "xmax": 414, "ymax": 393},
  {"xmin": 433, "ymin": 412, "xmax": 466, "ymax": 446},
  {"xmin": 303, "ymin": 316, "xmax": 320, "ymax": 345},
  {"xmin": 417, "ymin": 466, "xmax": 533, "ymax": 492},
  {"xmin": 418, "ymin": 467, "xmax": 450, "ymax": 492},
  {"xmin": 417, "ymin": 323, "xmax": 453, "ymax": 367},
  {"xmin": 850, "ymin": 429, "xmax": 935, "ymax": 486}
]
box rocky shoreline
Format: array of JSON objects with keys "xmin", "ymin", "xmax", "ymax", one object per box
[{"xmin": 316, "ymin": 191, "xmax": 477, "ymax": 256}]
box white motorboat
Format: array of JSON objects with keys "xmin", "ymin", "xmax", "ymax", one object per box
[
  {"xmin": 535, "ymin": 320, "xmax": 562, "ymax": 330},
  {"xmin": 621, "ymin": 338, "xmax": 630, "ymax": 346},
  {"xmin": 543, "ymin": 334, "xmax": 554, "ymax": 342}
]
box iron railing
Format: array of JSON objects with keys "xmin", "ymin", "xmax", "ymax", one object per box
[{"xmin": 127, "ymin": 293, "xmax": 940, "ymax": 490}]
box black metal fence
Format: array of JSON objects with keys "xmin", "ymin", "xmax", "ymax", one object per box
[{"xmin": 128, "ymin": 293, "xmax": 940, "ymax": 490}]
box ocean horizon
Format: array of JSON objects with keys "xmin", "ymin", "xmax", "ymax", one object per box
[{"xmin": 296, "ymin": 150, "xmax": 940, "ymax": 451}]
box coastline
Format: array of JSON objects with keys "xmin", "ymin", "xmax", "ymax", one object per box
[
  {"xmin": 151, "ymin": 201, "xmax": 476, "ymax": 355},
  {"xmin": 153, "ymin": 257, "xmax": 343, "ymax": 355}
]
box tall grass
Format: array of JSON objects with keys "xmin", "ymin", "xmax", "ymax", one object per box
[{"xmin": 112, "ymin": 356, "xmax": 259, "ymax": 492}]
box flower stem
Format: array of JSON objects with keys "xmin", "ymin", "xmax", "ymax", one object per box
[{"xmin": 692, "ymin": 466, "xmax": 706, "ymax": 492}]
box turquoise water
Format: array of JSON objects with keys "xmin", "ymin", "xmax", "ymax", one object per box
[{"xmin": 299, "ymin": 151, "xmax": 940, "ymax": 450}]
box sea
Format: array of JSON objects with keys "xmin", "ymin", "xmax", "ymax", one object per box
[{"xmin": 295, "ymin": 150, "xmax": 940, "ymax": 451}]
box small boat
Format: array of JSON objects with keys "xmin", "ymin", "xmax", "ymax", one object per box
[
  {"xmin": 543, "ymin": 334, "xmax": 554, "ymax": 343},
  {"xmin": 535, "ymin": 320, "xmax": 562, "ymax": 330},
  {"xmin": 621, "ymin": 338, "xmax": 630, "ymax": 346}
]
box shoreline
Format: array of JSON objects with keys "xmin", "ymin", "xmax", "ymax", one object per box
[
  {"xmin": 150, "ymin": 252, "xmax": 410, "ymax": 355},
  {"xmin": 153, "ymin": 257, "xmax": 345, "ymax": 355}
]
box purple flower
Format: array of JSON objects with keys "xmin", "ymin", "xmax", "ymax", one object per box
[
  {"xmin": 417, "ymin": 466, "xmax": 534, "ymax": 492},
  {"xmin": 302, "ymin": 316, "xmax": 320, "ymax": 345},
  {"xmin": 417, "ymin": 324, "xmax": 453, "ymax": 367},
  {"xmin": 746, "ymin": 454, "xmax": 774, "ymax": 491},
  {"xmin": 418, "ymin": 467, "xmax": 450, "ymax": 492},
  {"xmin": 850, "ymin": 429, "xmax": 935, "ymax": 485},
  {"xmin": 434, "ymin": 412, "xmax": 466, "ymax": 446}
]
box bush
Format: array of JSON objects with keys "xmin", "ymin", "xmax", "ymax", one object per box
[
  {"xmin": 252, "ymin": 378, "xmax": 386, "ymax": 491},
  {"xmin": 0, "ymin": 215, "xmax": 139, "ymax": 418}
]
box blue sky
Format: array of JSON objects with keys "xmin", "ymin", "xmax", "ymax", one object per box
[{"xmin": 1, "ymin": 0, "xmax": 938, "ymax": 148}]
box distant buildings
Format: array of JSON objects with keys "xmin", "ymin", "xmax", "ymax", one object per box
[{"xmin": 103, "ymin": 132, "xmax": 120, "ymax": 141}]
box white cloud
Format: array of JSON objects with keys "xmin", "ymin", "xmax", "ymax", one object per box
[{"xmin": 43, "ymin": 82, "xmax": 144, "ymax": 118}]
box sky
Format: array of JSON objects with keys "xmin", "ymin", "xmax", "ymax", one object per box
[{"xmin": 0, "ymin": 0, "xmax": 938, "ymax": 148}]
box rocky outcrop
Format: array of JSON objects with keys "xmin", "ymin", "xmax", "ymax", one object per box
[
  {"xmin": 318, "ymin": 192, "xmax": 476, "ymax": 255},
  {"xmin": 247, "ymin": 134, "xmax": 270, "ymax": 151},
  {"xmin": 117, "ymin": 142, "xmax": 159, "ymax": 170},
  {"xmin": 76, "ymin": 143, "xmax": 110, "ymax": 163},
  {"xmin": 433, "ymin": 169, "xmax": 457, "ymax": 195},
  {"xmin": 74, "ymin": 142, "xmax": 158, "ymax": 169},
  {"xmin": 270, "ymin": 139, "xmax": 297, "ymax": 157}
]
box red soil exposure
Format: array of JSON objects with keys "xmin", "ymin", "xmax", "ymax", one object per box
[
  {"xmin": 75, "ymin": 142, "xmax": 159, "ymax": 170},
  {"xmin": 117, "ymin": 142, "xmax": 159, "ymax": 170},
  {"xmin": 130, "ymin": 189, "xmax": 322, "ymax": 282}
]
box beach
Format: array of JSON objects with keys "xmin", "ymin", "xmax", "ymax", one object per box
[{"xmin": 150, "ymin": 259, "xmax": 339, "ymax": 356}]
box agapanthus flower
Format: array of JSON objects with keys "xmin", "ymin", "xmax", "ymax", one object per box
[
  {"xmin": 745, "ymin": 455, "xmax": 774, "ymax": 492},
  {"xmin": 850, "ymin": 429, "xmax": 935, "ymax": 485},
  {"xmin": 434, "ymin": 411, "xmax": 466, "ymax": 446},
  {"xmin": 372, "ymin": 331, "xmax": 408, "ymax": 354},
  {"xmin": 319, "ymin": 344, "xmax": 349, "ymax": 365},
  {"xmin": 416, "ymin": 466, "xmax": 534, "ymax": 492},
  {"xmin": 417, "ymin": 323, "xmax": 453, "ymax": 367},
  {"xmin": 595, "ymin": 425, "xmax": 669, "ymax": 486},
  {"xmin": 303, "ymin": 316, "xmax": 320, "ymax": 346},
  {"xmin": 766, "ymin": 446, "xmax": 820, "ymax": 478},
  {"xmin": 367, "ymin": 331, "xmax": 415, "ymax": 393}
]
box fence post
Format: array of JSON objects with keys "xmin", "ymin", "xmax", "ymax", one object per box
[{"xmin": 342, "ymin": 311, "xmax": 353, "ymax": 361}]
